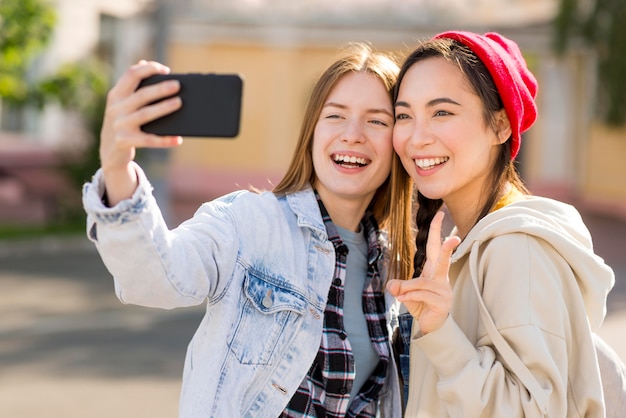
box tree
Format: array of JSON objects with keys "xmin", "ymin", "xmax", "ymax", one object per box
[
  {"xmin": 0, "ymin": 0, "xmax": 56, "ymax": 104},
  {"xmin": 0, "ymin": 0, "xmax": 109, "ymax": 224},
  {"xmin": 38, "ymin": 58, "xmax": 109, "ymax": 213},
  {"xmin": 554, "ymin": 0, "xmax": 626, "ymax": 126}
]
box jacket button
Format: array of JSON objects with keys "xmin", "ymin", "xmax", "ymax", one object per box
[
  {"xmin": 333, "ymin": 278, "xmax": 342, "ymax": 286},
  {"xmin": 262, "ymin": 289, "xmax": 273, "ymax": 308}
]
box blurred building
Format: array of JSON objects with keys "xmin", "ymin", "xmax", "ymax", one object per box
[{"xmin": 2, "ymin": 0, "xmax": 625, "ymax": 226}]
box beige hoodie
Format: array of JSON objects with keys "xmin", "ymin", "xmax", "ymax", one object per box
[{"xmin": 404, "ymin": 196, "xmax": 615, "ymax": 417}]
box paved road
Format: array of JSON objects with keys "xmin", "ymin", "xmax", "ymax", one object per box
[
  {"xmin": 0, "ymin": 239, "xmax": 205, "ymax": 418},
  {"xmin": 0, "ymin": 209, "xmax": 624, "ymax": 417}
]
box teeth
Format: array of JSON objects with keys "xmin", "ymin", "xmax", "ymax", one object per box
[
  {"xmin": 333, "ymin": 154, "xmax": 368, "ymax": 166},
  {"xmin": 414, "ymin": 157, "xmax": 449, "ymax": 170}
]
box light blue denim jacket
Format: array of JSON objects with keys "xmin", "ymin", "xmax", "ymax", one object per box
[{"xmin": 82, "ymin": 164, "xmax": 402, "ymax": 418}]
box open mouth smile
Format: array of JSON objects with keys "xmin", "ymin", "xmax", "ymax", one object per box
[
  {"xmin": 333, "ymin": 153, "xmax": 370, "ymax": 168},
  {"xmin": 414, "ymin": 156, "xmax": 449, "ymax": 170}
]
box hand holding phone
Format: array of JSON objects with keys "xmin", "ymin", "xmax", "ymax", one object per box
[{"xmin": 137, "ymin": 73, "xmax": 243, "ymax": 138}]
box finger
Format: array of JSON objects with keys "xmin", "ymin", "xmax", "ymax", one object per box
[
  {"xmin": 387, "ymin": 278, "xmax": 421, "ymax": 298},
  {"xmin": 108, "ymin": 61, "xmax": 171, "ymax": 104},
  {"xmin": 138, "ymin": 134, "xmax": 184, "ymax": 148},
  {"xmin": 386, "ymin": 279, "xmax": 402, "ymax": 297},
  {"xmin": 119, "ymin": 94, "xmax": 183, "ymax": 129},
  {"xmin": 387, "ymin": 276, "xmax": 438, "ymax": 298},
  {"xmin": 112, "ymin": 78, "xmax": 181, "ymax": 122},
  {"xmin": 430, "ymin": 235, "xmax": 461, "ymax": 282},
  {"xmin": 395, "ymin": 288, "xmax": 446, "ymax": 306},
  {"xmin": 114, "ymin": 131, "xmax": 183, "ymax": 149},
  {"xmin": 423, "ymin": 211, "xmax": 445, "ymax": 277},
  {"xmin": 125, "ymin": 60, "xmax": 171, "ymax": 93},
  {"xmin": 133, "ymin": 76, "xmax": 182, "ymax": 108}
]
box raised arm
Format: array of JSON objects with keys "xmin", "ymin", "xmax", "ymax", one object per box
[{"xmin": 100, "ymin": 60, "xmax": 183, "ymax": 206}]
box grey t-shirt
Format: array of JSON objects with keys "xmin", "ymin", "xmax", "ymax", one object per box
[{"xmin": 336, "ymin": 224, "xmax": 380, "ymax": 402}]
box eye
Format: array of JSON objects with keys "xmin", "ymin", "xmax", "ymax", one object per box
[
  {"xmin": 369, "ymin": 119, "xmax": 390, "ymax": 127},
  {"xmin": 395, "ymin": 113, "xmax": 411, "ymax": 121},
  {"xmin": 434, "ymin": 109, "xmax": 452, "ymax": 117},
  {"xmin": 324, "ymin": 113, "xmax": 343, "ymax": 119}
]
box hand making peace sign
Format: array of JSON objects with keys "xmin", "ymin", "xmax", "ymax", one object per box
[{"xmin": 387, "ymin": 211, "xmax": 461, "ymax": 334}]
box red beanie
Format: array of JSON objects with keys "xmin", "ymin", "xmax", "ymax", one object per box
[{"xmin": 433, "ymin": 31, "xmax": 538, "ymax": 160}]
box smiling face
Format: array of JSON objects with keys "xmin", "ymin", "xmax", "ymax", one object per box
[
  {"xmin": 312, "ymin": 71, "xmax": 394, "ymax": 223},
  {"xmin": 393, "ymin": 57, "xmax": 508, "ymax": 221}
]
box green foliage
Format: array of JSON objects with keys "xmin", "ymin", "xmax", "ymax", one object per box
[
  {"xmin": 38, "ymin": 58, "xmax": 109, "ymax": 194},
  {"xmin": 37, "ymin": 59, "xmax": 109, "ymax": 109},
  {"xmin": 553, "ymin": 0, "xmax": 577, "ymax": 54},
  {"xmin": 0, "ymin": 0, "xmax": 111, "ymax": 228},
  {"xmin": 0, "ymin": 0, "xmax": 56, "ymax": 104},
  {"xmin": 554, "ymin": 0, "xmax": 626, "ymax": 125}
]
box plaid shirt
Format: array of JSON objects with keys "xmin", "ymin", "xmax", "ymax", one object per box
[{"xmin": 281, "ymin": 194, "xmax": 391, "ymax": 417}]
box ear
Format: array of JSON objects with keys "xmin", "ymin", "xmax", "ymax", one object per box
[{"xmin": 494, "ymin": 109, "xmax": 512, "ymax": 145}]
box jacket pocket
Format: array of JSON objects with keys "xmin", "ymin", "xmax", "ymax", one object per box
[{"xmin": 229, "ymin": 268, "xmax": 307, "ymax": 365}]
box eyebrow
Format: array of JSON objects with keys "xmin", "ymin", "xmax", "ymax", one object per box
[
  {"xmin": 395, "ymin": 97, "xmax": 461, "ymax": 108},
  {"xmin": 324, "ymin": 102, "xmax": 393, "ymax": 117}
]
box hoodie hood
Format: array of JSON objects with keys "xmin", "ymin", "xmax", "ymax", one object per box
[{"xmin": 451, "ymin": 196, "xmax": 615, "ymax": 330}]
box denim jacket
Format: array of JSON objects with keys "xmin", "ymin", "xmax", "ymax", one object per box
[{"xmin": 82, "ymin": 164, "xmax": 402, "ymax": 418}]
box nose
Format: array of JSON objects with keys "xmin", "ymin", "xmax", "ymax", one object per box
[
  {"xmin": 407, "ymin": 119, "xmax": 434, "ymax": 147},
  {"xmin": 340, "ymin": 119, "xmax": 365, "ymax": 143}
]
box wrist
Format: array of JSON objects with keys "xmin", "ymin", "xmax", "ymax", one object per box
[{"xmin": 101, "ymin": 163, "xmax": 139, "ymax": 206}]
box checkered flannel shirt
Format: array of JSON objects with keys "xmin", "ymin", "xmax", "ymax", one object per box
[{"xmin": 281, "ymin": 194, "xmax": 390, "ymax": 417}]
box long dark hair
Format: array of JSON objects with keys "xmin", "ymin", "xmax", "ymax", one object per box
[{"xmin": 395, "ymin": 38, "xmax": 529, "ymax": 276}]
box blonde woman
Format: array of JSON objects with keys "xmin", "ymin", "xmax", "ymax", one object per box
[{"xmin": 83, "ymin": 44, "xmax": 412, "ymax": 417}]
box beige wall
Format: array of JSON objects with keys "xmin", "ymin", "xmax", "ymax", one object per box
[
  {"xmin": 523, "ymin": 50, "xmax": 626, "ymax": 219},
  {"xmin": 168, "ymin": 42, "xmax": 335, "ymax": 174},
  {"xmin": 581, "ymin": 125, "xmax": 626, "ymax": 216},
  {"xmin": 521, "ymin": 51, "xmax": 587, "ymax": 198}
]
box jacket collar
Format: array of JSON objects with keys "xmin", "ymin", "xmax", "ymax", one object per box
[{"xmin": 285, "ymin": 187, "xmax": 328, "ymax": 238}]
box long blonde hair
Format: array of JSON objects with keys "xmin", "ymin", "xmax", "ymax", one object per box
[{"xmin": 273, "ymin": 43, "xmax": 414, "ymax": 282}]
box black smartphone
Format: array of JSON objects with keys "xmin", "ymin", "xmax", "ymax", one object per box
[{"xmin": 137, "ymin": 73, "xmax": 243, "ymax": 138}]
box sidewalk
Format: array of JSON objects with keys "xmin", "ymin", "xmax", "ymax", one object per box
[{"xmin": 0, "ymin": 238, "xmax": 204, "ymax": 418}]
